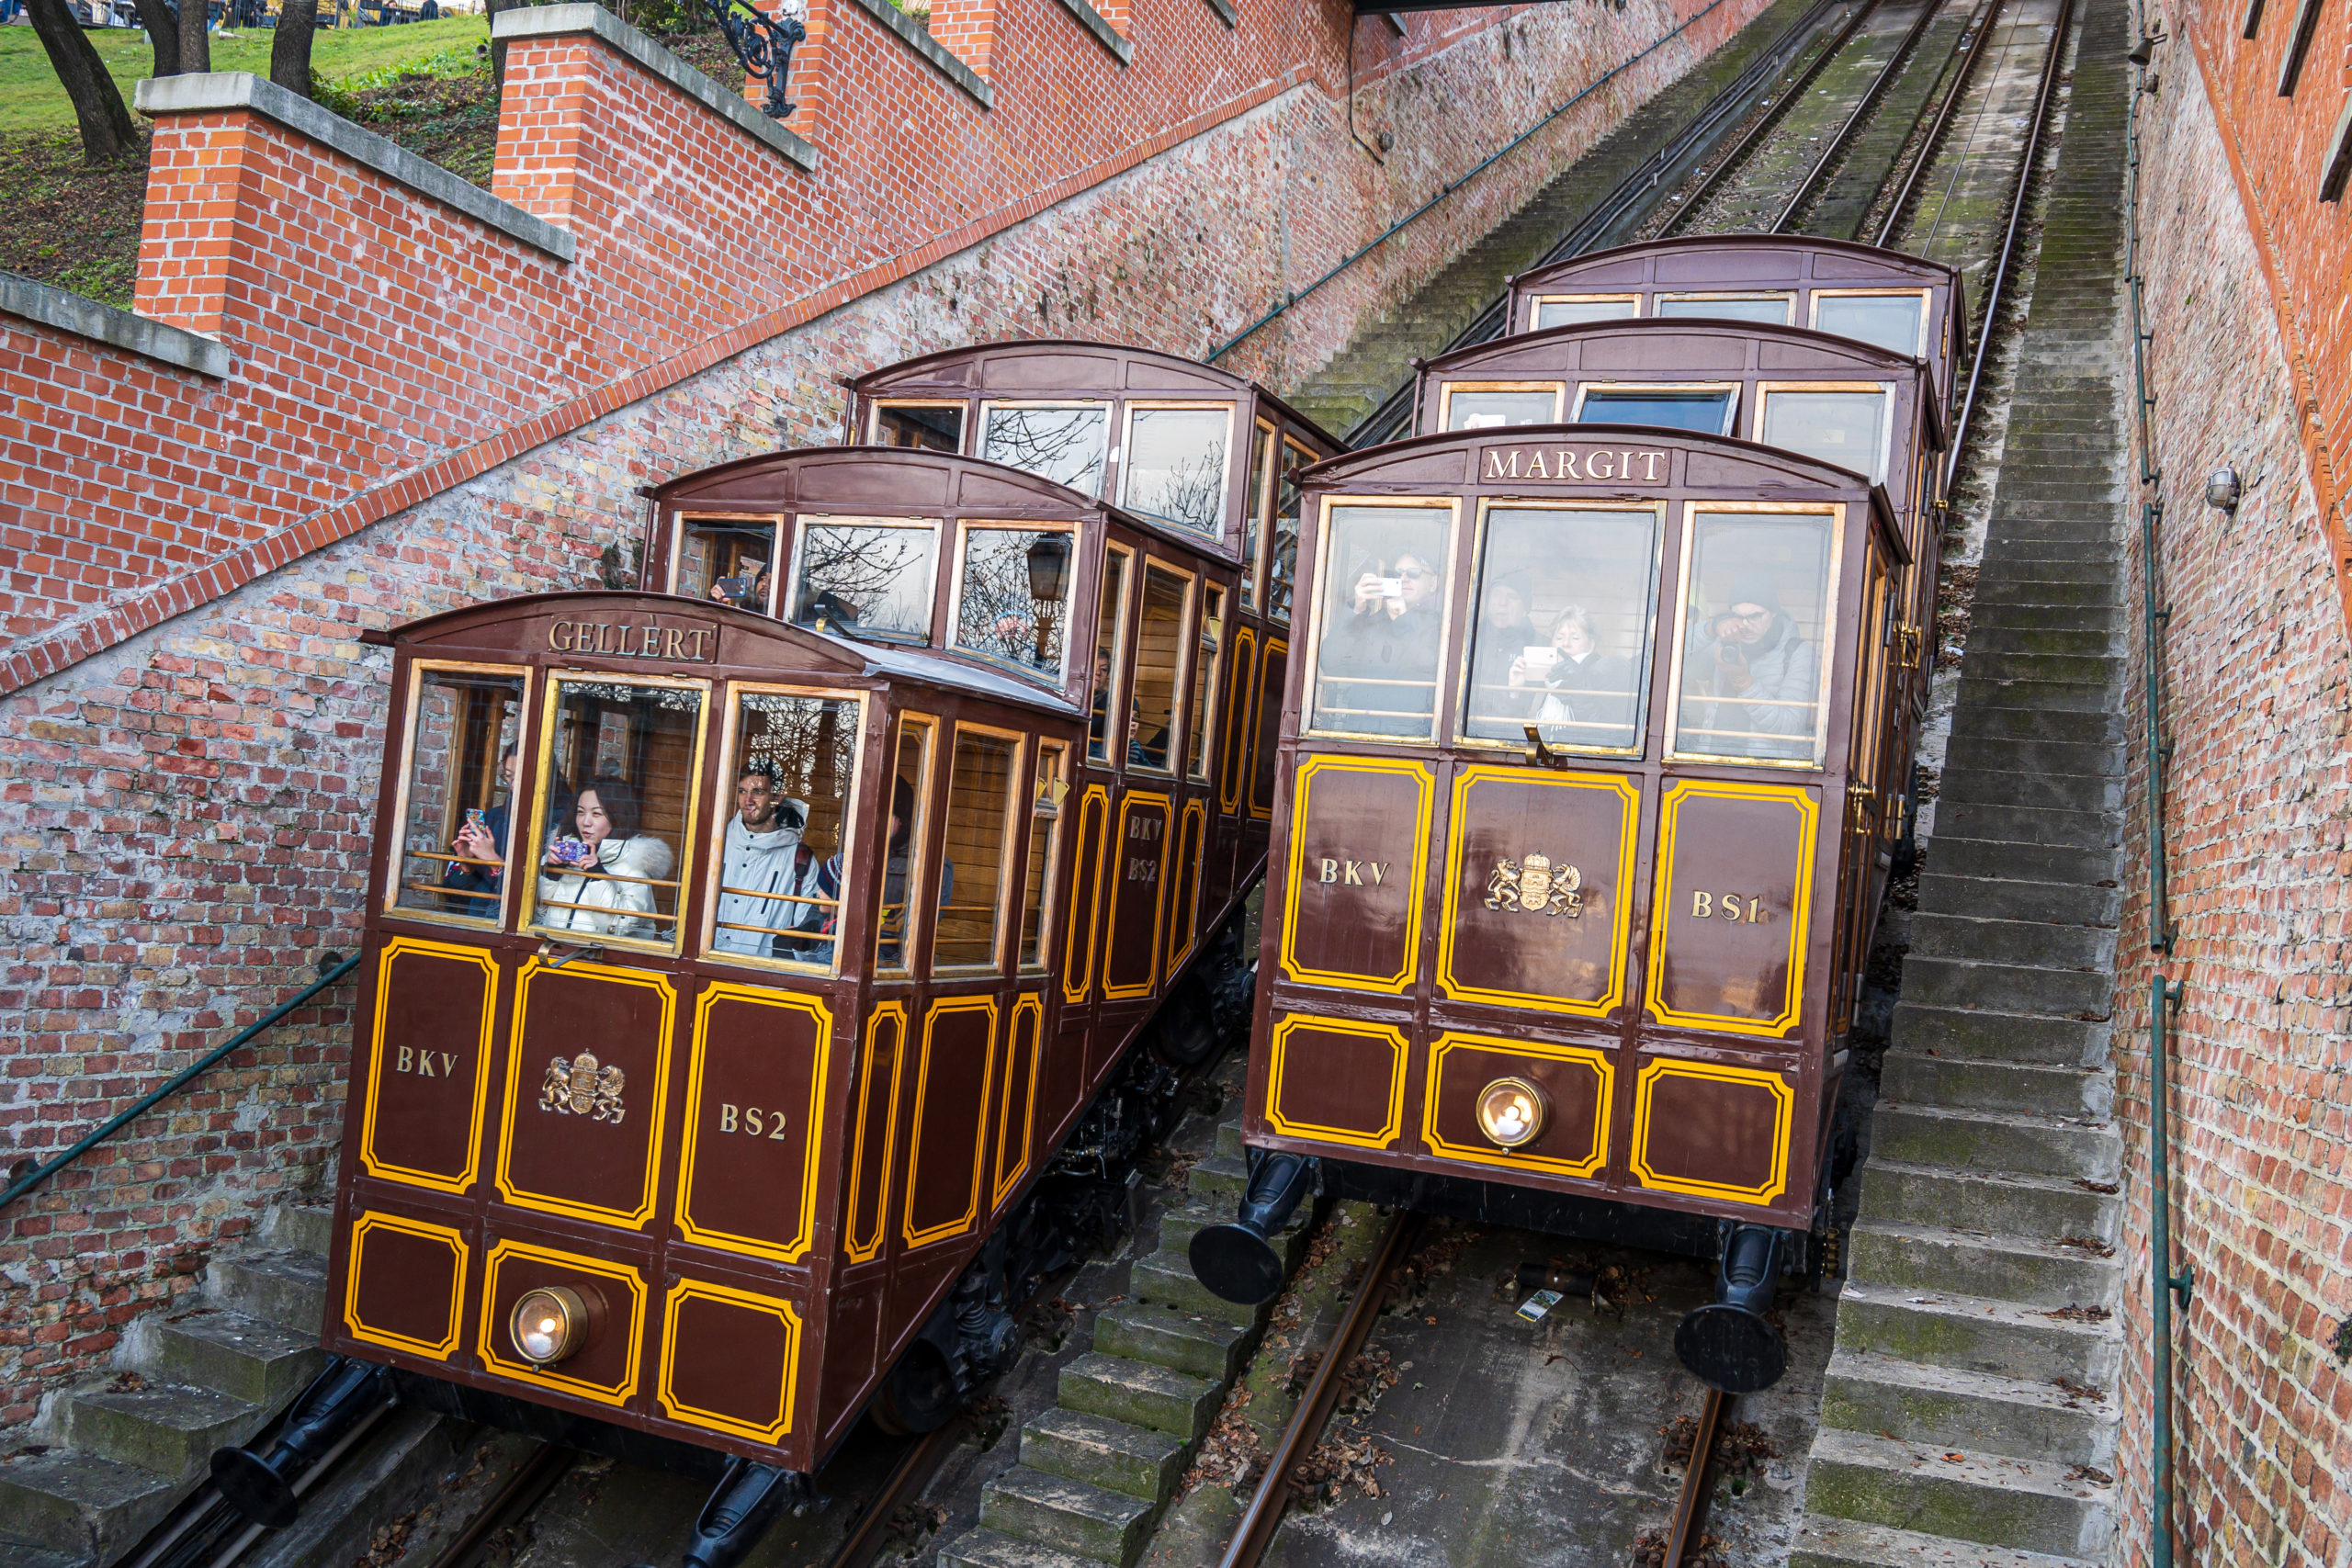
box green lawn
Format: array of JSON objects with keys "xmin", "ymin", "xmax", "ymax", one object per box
[{"xmin": 0, "ymin": 14, "xmax": 487, "ymax": 133}]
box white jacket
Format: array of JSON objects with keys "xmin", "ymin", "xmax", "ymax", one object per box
[
  {"xmin": 713, "ymin": 805, "xmax": 825, "ymax": 956},
  {"xmin": 539, "ymin": 835, "xmax": 676, "ymax": 941}
]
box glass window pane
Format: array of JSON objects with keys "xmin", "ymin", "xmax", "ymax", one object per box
[
  {"xmin": 393, "ymin": 667, "xmax": 527, "ymax": 922},
  {"xmin": 1461, "ymin": 509, "xmax": 1657, "ymax": 753},
  {"xmin": 1759, "ymin": 390, "xmax": 1890, "ymax": 483},
  {"xmin": 1123, "ymin": 408, "xmax": 1231, "ymax": 536},
  {"xmin": 1657, "ymin": 294, "xmax": 1792, "ymax": 323},
  {"xmin": 1814, "ymin": 293, "xmax": 1925, "ymax": 357},
  {"xmin": 879, "ymin": 719, "xmax": 934, "ymax": 975},
  {"xmin": 1088, "ymin": 549, "xmax": 1130, "ymax": 763},
  {"xmin": 981, "ymin": 404, "xmax": 1109, "ymax": 495},
  {"xmin": 1532, "ymin": 297, "xmax": 1638, "ymax": 329},
  {"xmin": 790, "ymin": 520, "xmax": 937, "ymax": 643},
  {"xmin": 938, "ymin": 729, "xmax": 1020, "ymax": 968},
  {"xmin": 674, "ymin": 518, "xmax": 776, "ymax": 611},
  {"xmin": 532, "ymin": 680, "xmax": 703, "ymax": 944},
  {"xmin": 711, "ymin": 692, "xmax": 859, "ymax": 966},
  {"xmin": 1267, "ymin": 439, "xmax": 1313, "ymax": 622},
  {"xmin": 954, "ymin": 526, "xmax": 1076, "ymax": 682},
  {"xmin": 1242, "ymin": 423, "xmax": 1273, "ymax": 610},
  {"xmin": 874, "ymin": 402, "xmax": 964, "ymax": 451},
  {"xmin": 1577, "ymin": 389, "xmax": 1735, "ymax": 434},
  {"xmin": 1020, "ymin": 743, "xmax": 1068, "ymax": 967},
  {"xmin": 1130, "ymin": 564, "xmax": 1189, "ymax": 771},
  {"xmin": 1307, "ymin": 505, "xmax": 1453, "ymax": 740},
  {"xmin": 1444, "ymin": 389, "xmax": 1558, "ymax": 430},
  {"xmin": 1674, "ymin": 512, "xmax": 1837, "ymax": 763},
  {"xmin": 1187, "ymin": 585, "xmax": 1225, "ymax": 780}
]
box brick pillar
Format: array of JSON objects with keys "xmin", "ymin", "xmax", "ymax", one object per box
[
  {"xmin": 929, "ymin": 0, "xmax": 998, "ymax": 79},
  {"xmin": 134, "ymin": 107, "xmax": 265, "ymax": 338},
  {"xmin": 491, "ymin": 35, "xmax": 600, "ymax": 231}
]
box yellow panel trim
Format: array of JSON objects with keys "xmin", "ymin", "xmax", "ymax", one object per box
[
  {"xmin": 1434, "ymin": 768, "xmax": 1639, "ymax": 1019},
  {"xmin": 675, "ymin": 985, "xmax": 832, "ymax": 1264},
  {"xmin": 1419, "ymin": 1032, "xmax": 1612, "ymax": 1179},
  {"xmin": 1245, "ymin": 637, "xmax": 1289, "ymax": 821},
  {"xmin": 1164, "ymin": 798, "xmax": 1208, "ymax": 975},
  {"xmin": 901, "ymin": 996, "xmax": 1001, "ymax": 1250},
  {"xmin": 1642, "ymin": 779, "xmax": 1816, "ymax": 1036},
  {"xmin": 1060, "ymin": 785, "xmax": 1112, "ymax": 1006},
  {"xmin": 1101, "ymin": 790, "xmax": 1173, "ymax": 1001},
  {"xmin": 656, "ymin": 1279, "xmax": 802, "ymax": 1443},
  {"xmin": 1277, "ymin": 756, "xmax": 1433, "ymax": 994},
  {"xmin": 1629, "ymin": 1057, "xmax": 1793, "ymax": 1205},
  {"xmin": 494, "ymin": 957, "xmax": 678, "ymax": 1228},
  {"xmin": 358, "ymin": 937, "xmax": 500, "ymax": 1193},
  {"xmin": 342, "ymin": 1212, "xmax": 468, "ymax": 1359},
  {"xmin": 991, "ymin": 994, "xmax": 1046, "ymax": 1213},
  {"xmin": 843, "ymin": 1001, "xmax": 908, "ymax": 1265},
  {"xmin": 1262, "ymin": 1014, "xmax": 1407, "ymax": 1150},
  {"xmin": 1219, "ymin": 629, "xmax": 1257, "ymax": 816},
  {"xmin": 476, "ymin": 1239, "xmax": 648, "ymax": 1405}
]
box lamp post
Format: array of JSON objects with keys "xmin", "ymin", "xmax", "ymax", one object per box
[{"xmin": 1025, "ymin": 533, "xmax": 1071, "ymax": 669}]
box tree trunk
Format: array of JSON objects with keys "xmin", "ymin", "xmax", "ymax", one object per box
[
  {"xmin": 23, "ymin": 0, "xmax": 141, "ymax": 164},
  {"xmin": 270, "ymin": 0, "xmax": 318, "ymax": 96},
  {"xmin": 179, "ymin": 0, "xmax": 210, "ymax": 73},
  {"xmin": 130, "ymin": 0, "xmax": 179, "ymax": 79}
]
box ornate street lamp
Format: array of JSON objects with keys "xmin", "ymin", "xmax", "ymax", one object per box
[
  {"xmin": 697, "ymin": 0, "xmax": 808, "ymax": 120},
  {"xmin": 1025, "ymin": 533, "xmax": 1071, "ymax": 667}
]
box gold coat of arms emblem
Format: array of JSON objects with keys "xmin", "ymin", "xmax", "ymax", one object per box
[
  {"xmin": 538, "ymin": 1052, "xmax": 628, "ymax": 1124},
  {"xmin": 1485, "ymin": 853, "xmax": 1582, "ymax": 918}
]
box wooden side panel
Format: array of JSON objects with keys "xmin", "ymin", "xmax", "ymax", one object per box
[
  {"xmin": 901, "ymin": 998, "xmax": 999, "ymax": 1250},
  {"xmin": 496, "ymin": 960, "xmax": 677, "ymax": 1227},
  {"xmin": 1278, "ymin": 758, "xmax": 1432, "ymax": 993},
  {"xmin": 1644, "ymin": 782, "xmax": 1818, "ymax": 1037},
  {"xmin": 1102, "ymin": 791, "xmax": 1170, "ymax": 999},
  {"xmin": 1436, "ymin": 769, "xmax": 1639, "ymax": 1019},
  {"xmin": 675, "ymin": 987, "xmax": 831, "ymax": 1263},
  {"xmin": 359, "ymin": 939, "xmax": 498, "ymax": 1193}
]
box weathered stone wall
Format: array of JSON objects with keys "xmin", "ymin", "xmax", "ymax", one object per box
[
  {"xmin": 2113, "ymin": 39, "xmax": 2352, "ymax": 1568},
  {"xmin": 0, "ymin": 0, "xmax": 1778, "ymax": 1422}
]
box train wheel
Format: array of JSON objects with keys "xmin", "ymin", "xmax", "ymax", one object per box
[{"xmin": 870, "ymin": 1342, "xmax": 958, "ymax": 1436}]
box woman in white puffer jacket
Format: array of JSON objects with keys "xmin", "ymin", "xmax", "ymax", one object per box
[{"xmin": 538, "ymin": 775, "xmax": 675, "ymax": 942}]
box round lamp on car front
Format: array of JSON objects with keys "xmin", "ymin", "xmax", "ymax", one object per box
[
  {"xmin": 510, "ymin": 1286, "xmax": 590, "ymax": 1365},
  {"xmin": 1475, "ymin": 1077, "xmax": 1547, "ymax": 1148}
]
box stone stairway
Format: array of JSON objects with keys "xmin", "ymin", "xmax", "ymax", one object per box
[
  {"xmin": 1792, "ymin": 3, "xmax": 2131, "ymax": 1564},
  {"xmin": 0, "ymin": 1202, "xmax": 334, "ymax": 1567},
  {"xmin": 943, "ymin": 1119, "xmax": 1310, "ymax": 1568}
]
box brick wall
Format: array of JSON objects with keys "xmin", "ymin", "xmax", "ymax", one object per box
[
  {"xmin": 0, "ymin": 0, "xmax": 1773, "ymax": 1422},
  {"xmin": 2114, "ymin": 32, "xmax": 2352, "ymax": 1568}
]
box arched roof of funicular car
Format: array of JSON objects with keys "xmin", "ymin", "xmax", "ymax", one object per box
[
  {"xmin": 1510, "ymin": 233, "xmax": 1962, "ymax": 297},
  {"xmin": 846, "ymin": 337, "xmax": 1346, "ymax": 454},
  {"xmin": 1419, "ymin": 318, "xmax": 1946, "ymax": 451},
  {"xmin": 1299, "ymin": 423, "xmax": 1909, "ymax": 565}
]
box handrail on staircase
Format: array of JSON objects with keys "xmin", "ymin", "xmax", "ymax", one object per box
[{"xmin": 0, "ymin": 951, "xmax": 363, "ymax": 1215}]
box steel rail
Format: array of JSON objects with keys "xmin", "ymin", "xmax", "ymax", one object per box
[
  {"xmin": 1657, "ymin": 1385, "xmax": 1729, "ymax": 1567},
  {"xmin": 825, "ymin": 1419, "xmax": 968, "ymax": 1568},
  {"xmin": 1216, "ymin": 1210, "xmax": 1423, "ymax": 1568},
  {"xmin": 421, "ymin": 1443, "xmax": 578, "ymax": 1568},
  {"xmin": 1770, "ymin": 0, "xmax": 1945, "ymax": 232},
  {"xmin": 1873, "ymin": 0, "xmax": 2007, "ymax": 245}
]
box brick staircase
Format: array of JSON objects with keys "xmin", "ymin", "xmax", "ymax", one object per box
[
  {"xmin": 942, "ymin": 1118, "xmax": 1310, "ymax": 1568},
  {"xmin": 0, "ymin": 1202, "xmax": 334, "ymax": 1567},
  {"xmin": 1792, "ymin": 3, "xmax": 2131, "ymax": 1563}
]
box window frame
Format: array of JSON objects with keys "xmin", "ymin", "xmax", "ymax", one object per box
[
  {"xmin": 1117, "ymin": 400, "xmax": 1238, "ymax": 539},
  {"xmin": 976, "ymin": 398, "xmax": 1115, "ymax": 496},
  {"xmin": 382, "ymin": 658, "xmax": 535, "ymax": 931},
  {"xmin": 519, "ymin": 670, "xmax": 714, "ymax": 955},
  {"xmin": 1241, "ymin": 419, "xmax": 1276, "ymax": 612},
  {"xmin": 1806, "ymin": 288, "xmax": 1934, "ymax": 359},
  {"xmin": 667, "ymin": 511, "xmax": 786, "ymax": 615},
  {"xmin": 1451, "ymin": 498, "xmax": 1668, "ymax": 760},
  {"xmin": 1265, "ymin": 435, "xmax": 1317, "ymax": 626},
  {"xmin": 1088, "ymin": 541, "xmax": 1136, "ymax": 765},
  {"xmin": 944, "ymin": 518, "xmax": 1085, "ymax": 688},
  {"xmin": 1750, "ymin": 380, "xmax": 1898, "ymax": 486},
  {"xmin": 1653, "ymin": 290, "xmax": 1797, "ymax": 324},
  {"xmin": 699, "ymin": 682, "xmax": 870, "ymax": 977},
  {"xmin": 1660, "ymin": 501, "xmax": 1846, "ymax": 771},
  {"xmin": 1187, "ymin": 582, "xmax": 1227, "ymax": 783},
  {"xmin": 1298, "ymin": 493, "xmax": 1464, "ymax": 746},
  {"xmin": 1436, "ymin": 380, "xmax": 1568, "ymax": 432},
  {"xmin": 783, "ymin": 513, "xmax": 944, "ymax": 647},
  {"xmin": 1525, "ymin": 292, "xmax": 1643, "ymax": 331},
  {"xmin": 1018, "ymin": 739, "xmax": 1071, "ymax": 973},
  {"xmin": 866, "ymin": 399, "xmax": 970, "ymax": 452},
  {"xmin": 1569, "ymin": 381, "xmax": 1743, "ymax": 436},
  {"xmin": 933, "ymin": 721, "xmax": 1031, "ymax": 976},
  {"xmin": 1125, "ymin": 556, "xmax": 1198, "ymax": 777},
  {"xmin": 879, "ymin": 713, "xmax": 940, "ymax": 979}
]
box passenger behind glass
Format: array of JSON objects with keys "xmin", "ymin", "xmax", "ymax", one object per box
[
  {"xmin": 714, "ymin": 763, "xmax": 832, "ymax": 960},
  {"xmin": 837, "ymin": 776, "xmax": 954, "ymax": 967},
  {"xmin": 443, "ymin": 746, "xmax": 519, "ymax": 917},
  {"xmin": 1086, "ymin": 648, "xmax": 1148, "ymax": 766},
  {"xmin": 540, "ymin": 776, "xmax": 674, "ymax": 940},
  {"xmin": 1684, "ymin": 578, "xmax": 1818, "ymax": 760},
  {"xmin": 1510, "ymin": 606, "xmax": 1636, "ymax": 744},
  {"xmin": 1320, "ymin": 549, "xmax": 1446, "ymax": 734},
  {"xmin": 707, "ymin": 560, "xmax": 769, "ymax": 613},
  {"xmin": 1467, "ymin": 581, "xmax": 1534, "ymax": 712}
]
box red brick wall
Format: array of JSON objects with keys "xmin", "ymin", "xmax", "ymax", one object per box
[
  {"xmin": 2114, "ymin": 25, "xmax": 2352, "ymax": 1567},
  {"xmin": 0, "ymin": 0, "xmax": 1772, "ymax": 1423}
]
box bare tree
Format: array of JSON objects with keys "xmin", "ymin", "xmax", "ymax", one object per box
[
  {"xmin": 980, "ymin": 408, "xmax": 1107, "ymax": 494},
  {"xmin": 24, "ymin": 0, "xmax": 141, "ymax": 163},
  {"xmin": 271, "ymin": 0, "xmax": 321, "ymax": 96},
  {"xmin": 129, "ymin": 0, "xmax": 180, "ymax": 81}
]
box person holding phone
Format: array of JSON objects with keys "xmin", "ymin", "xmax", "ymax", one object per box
[
  {"xmin": 1509, "ymin": 606, "xmax": 1636, "ymax": 744},
  {"xmin": 1320, "ymin": 547, "xmax": 1446, "ymax": 735},
  {"xmin": 443, "ymin": 747, "xmax": 519, "ymax": 917},
  {"xmin": 538, "ymin": 776, "xmax": 674, "ymax": 940},
  {"xmin": 1685, "ymin": 577, "xmax": 1817, "ymax": 759}
]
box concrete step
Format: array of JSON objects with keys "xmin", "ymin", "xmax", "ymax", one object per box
[
  {"xmin": 1020, "ymin": 1407, "xmax": 1186, "ymax": 1503},
  {"xmin": 1871, "ymin": 1101, "xmax": 2120, "ymax": 1182},
  {"xmin": 1950, "ymin": 678, "xmax": 2115, "ymax": 716},
  {"xmin": 1846, "ymin": 1220, "xmax": 2121, "ymax": 1311},
  {"xmin": 978, "ymin": 1464, "xmax": 1157, "ymax": 1567},
  {"xmin": 1897, "ymin": 956, "xmax": 2117, "ymax": 1019},
  {"xmin": 0, "ymin": 1448, "xmax": 178, "ymax": 1560},
  {"xmin": 1057, "ymin": 1352, "xmax": 1218, "ymax": 1441},
  {"xmin": 1183, "ymin": 1152, "xmax": 1248, "ymax": 1201},
  {"xmin": 1129, "ymin": 1252, "xmax": 1261, "ymax": 1325},
  {"xmin": 266, "ymin": 1202, "xmax": 336, "ymax": 1258},
  {"xmin": 1790, "ymin": 1516, "xmax": 2104, "ymax": 1568},
  {"xmin": 1967, "ymin": 651, "xmax": 2122, "ymax": 686},
  {"xmin": 1969, "ymin": 577, "xmax": 2123, "ymax": 610},
  {"xmin": 63, "ymin": 1380, "xmax": 262, "ymax": 1481},
  {"xmin": 1820, "ymin": 1350, "xmax": 2118, "ymax": 1466},
  {"xmin": 1908, "ymin": 911, "xmax": 2117, "ymax": 970},
  {"xmin": 1926, "ymin": 735, "xmax": 2122, "ymax": 778},
  {"xmin": 205, "ymin": 1249, "xmax": 330, "ymax": 1334},
  {"xmin": 1912, "ymin": 874, "xmax": 2120, "ymax": 931},
  {"xmin": 942, "ymin": 1526, "xmax": 1113, "ymax": 1568},
  {"xmin": 1828, "ymin": 1280, "xmax": 2123, "ymax": 1388},
  {"xmin": 1967, "ymin": 602, "xmax": 2125, "ymax": 636},
  {"xmin": 1944, "ymin": 704, "xmax": 2125, "ymax": 747},
  {"xmin": 1880, "ymin": 1051, "xmax": 2113, "ymax": 1120},
  {"xmin": 1155, "ymin": 1197, "xmax": 1309, "ymax": 1277},
  {"xmin": 1935, "ymin": 766, "xmax": 2120, "ymax": 816},
  {"xmin": 1890, "ymin": 1002, "xmax": 2111, "ymax": 1066},
  {"xmin": 1930, "ymin": 800, "xmax": 2120, "ymax": 852},
  {"xmin": 1091, "ymin": 1301, "xmax": 1256, "ymax": 1382},
  {"xmin": 1961, "ymin": 623, "xmax": 2120, "ymax": 659},
  {"xmin": 1858, "ymin": 1162, "xmax": 2120, "ymax": 1247},
  {"xmin": 148, "ymin": 1306, "xmax": 325, "ymax": 1407},
  {"xmin": 1922, "ymin": 836, "xmax": 2121, "ymax": 887},
  {"xmin": 1801, "ymin": 1427, "xmax": 2113, "ymax": 1560},
  {"xmin": 1216, "ymin": 1121, "xmax": 1244, "ymax": 1158}
]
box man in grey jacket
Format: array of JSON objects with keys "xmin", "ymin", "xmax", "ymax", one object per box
[
  {"xmin": 1687, "ymin": 577, "xmax": 1819, "ymax": 761},
  {"xmin": 714, "ymin": 765, "xmax": 831, "ymax": 959}
]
